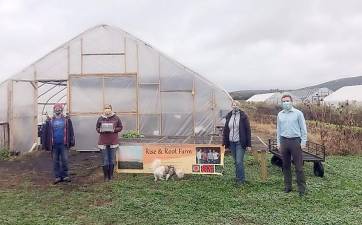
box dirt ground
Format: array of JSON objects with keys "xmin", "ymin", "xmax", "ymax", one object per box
[
  {"xmin": 0, "ymin": 150, "xmax": 104, "ymax": 188},
  {"xmin": 0, "ymin": 133, "xmax": 270, "ymax": 189}
]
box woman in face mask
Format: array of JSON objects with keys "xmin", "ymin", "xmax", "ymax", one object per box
[
  {"xmin": 96, "ymin": 104, "xmax": 123, "ymax": 181},
  {"xmin": 222, "ymin": 101, "xmax": 252, "ymax": 185}
]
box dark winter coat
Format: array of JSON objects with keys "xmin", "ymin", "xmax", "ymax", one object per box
[
  {"xmin": 42, "ymin": 116, "xmax": 75, "ymax": 151},
  {"xmin": 222, "ymin": 110, "xmax": 252, "ymax": 149},
  {"xmin": 96, "ymin": 113, "xmax": 123, "ymax": 146}
]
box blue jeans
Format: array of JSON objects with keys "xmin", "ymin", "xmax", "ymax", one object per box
[
  {"xmin": 230, "ymin": 141, "xmax": 246, "ymax": 182},
  {"xmin": 102, "ymin": 146, "xmax": 115, "ymax": 166},
  {"xmin": 52, "ymin": 144, "xmax": 69, "ymax": 178}
]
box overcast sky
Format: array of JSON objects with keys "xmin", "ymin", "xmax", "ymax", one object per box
[{"xmin": 1, "ymin": 0, "xmax": 362, "ymax": 91}]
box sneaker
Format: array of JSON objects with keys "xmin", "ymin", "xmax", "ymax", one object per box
[
  {"xmin": 299, "ymin": 191, "xmax": 306, "ymax": 197},
  {"xmin": 62, "ymin": 177, "xmax": 71, "ymax": 182},
  {"xmin": 284, "ymin": 188, "xmax": 292, "ymax": 193},
  {"xmin": 53, "ymin": 178, "xmax": 62, "ymax": 185}
]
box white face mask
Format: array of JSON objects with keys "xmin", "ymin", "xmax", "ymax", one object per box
[
  {"xmin": 282, "ymin": 101, "xmax": 292, "ymax": 111},
  {"xmin": 104, "ymin": 108, "xmax": 112, "ymax": 116}
]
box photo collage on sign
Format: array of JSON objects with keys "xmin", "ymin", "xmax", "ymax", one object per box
[{"xmin": 192, "ymin": 146, "xmax": 223, "ymax": 174}]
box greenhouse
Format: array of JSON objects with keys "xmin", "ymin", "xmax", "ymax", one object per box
[{"xmin": 0, "ymin": 24, "xmax": 232, "ymax": 153}]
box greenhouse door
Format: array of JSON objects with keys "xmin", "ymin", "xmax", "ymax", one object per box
[
  {"xmin": 10, "ymin": 80, "xmax": 37, "ymax": 153},
  {"xmin": 69, "ymin": 75, "xmax": 137, "ymax": 151}
]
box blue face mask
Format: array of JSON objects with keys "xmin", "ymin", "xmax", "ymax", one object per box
[{"xmin": 282, "ymin": 101, "xmax": 292, "ymax": 111}]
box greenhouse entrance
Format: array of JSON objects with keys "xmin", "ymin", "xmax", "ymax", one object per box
[{"xmin": 69, "ymin": 74, "xmax": 138, "ymax": 151}]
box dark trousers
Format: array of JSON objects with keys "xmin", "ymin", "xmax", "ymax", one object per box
[
  {"xmin": 280, "ymin": 137, "xmax": 306, "ymax": 193},
  {"xmin": 52, "ymin": 144, "xmax": 69, "ymax": 179}
]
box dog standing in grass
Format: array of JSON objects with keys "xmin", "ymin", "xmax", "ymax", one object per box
[{"xmin": 151, "ymin": 159, "xmax": 184, "ymax": 181}]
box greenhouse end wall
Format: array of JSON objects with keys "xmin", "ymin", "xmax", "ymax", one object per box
[{"xmin": 2, "ymin": 25, "xmax": 233, "ymax": 152}]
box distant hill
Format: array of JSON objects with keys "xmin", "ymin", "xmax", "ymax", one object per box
[
  {"xmin": 297, "ymin": 75, "xmax": 362, "ymax": 91},
  {"xmin": 230, "ymin": 76, "xmax": 362, "ymax": 100}
]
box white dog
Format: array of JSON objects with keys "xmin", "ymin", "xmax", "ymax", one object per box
[{"xmin": 151, "ymin": 159, "xmax": 184, "ymax": 181}]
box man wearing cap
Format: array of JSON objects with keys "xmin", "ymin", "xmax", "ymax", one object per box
[
  {"xmin": 42, "ymin": 103, "xmax": 75, "ymax": 184},
  {"xmin": 277, "ymin": 94, "xmax": 307, "ymax": 197}
]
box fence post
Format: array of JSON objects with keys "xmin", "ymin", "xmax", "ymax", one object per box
[{"xmin": 258, "ymin": 149, "xmax": 268, "ymax": 182}]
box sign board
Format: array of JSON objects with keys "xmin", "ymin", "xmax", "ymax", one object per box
[{"xmin": 116, "ymin": 144, "xmax": 225, "ymax": 175}]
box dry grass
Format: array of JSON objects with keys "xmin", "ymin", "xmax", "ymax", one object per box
[{"xmin": 250, "ymin": 118, "xmax": 361, "ymax": 155}]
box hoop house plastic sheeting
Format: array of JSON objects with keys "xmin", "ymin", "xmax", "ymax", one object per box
[
  {"xmin": 11, "ymin": 81, "xmax": 36, "ymax": 153},
  {"xmin": 0, "ymin": 81, "xmax": 9, "ymax": 123},
  {"xmin": 104, "ymin": 76, "xmax": 136, "ymax": 112},
  {"xmin": 70, "ymin": 77, "xmax": 103, "ymax": 113},
  {"xmin": 125, "ymin": 38, "xmax": 138, "ymax": 73},
  {"xmin": 36, "ymin": 47, "xmax": 68, "ymax": 80},
  {"xmin": 82, "ymin": 27, "xmax": 125, "ymax": 54},
  {"xmin": 72, "ymin": 115, "xmax": 99, "ymax": 151},
  {"xmin": 160, "ymin": 56, "xmax": 193, "ymax": 91},
  {"xmin": 161, "ymin": 92, "xmax": 193, "ymax": 136},
  {"xmin": 138, "ymin": 43, "xmax": 159, "ymax": 83},
  {"xmin": 139, "ymin": 84, "xmax": 160, "ymax": 114},
  {"xmin": 3, "ymin": 24, "xmax": 233, "ymax": 152},
  {"xmin": 83, "ymin": 55, "xmax": 126, "ymax": 74},
  {"xmin": 195, "ymin": 77, "xmax": 214, "ymax": 135},
  {"xmin": 215, "ymin": 89, "xmax": 232, "ymax": 125}
]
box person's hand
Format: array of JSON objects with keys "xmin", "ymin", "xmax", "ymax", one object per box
[
  {"xmin": 301, "ymin": 143, "xmax": 307, "ymax": 149},
  {"xmin": 246, "ymin": 147, "xmax": 252, "ymax": 151},
  {"xmin": 277, "ymin": 144, "xmax": 280, "ymax": 149}
]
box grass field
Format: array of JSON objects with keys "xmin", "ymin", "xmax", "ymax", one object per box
[{"xmin": 1, "ymin": 154, "xmax": 361, "ymax": 225}]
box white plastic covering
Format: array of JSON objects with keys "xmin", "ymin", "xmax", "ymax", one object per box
[
  {"xmin": 0, "ymin": 81, "xmax": 9, "ymax": 122},
  {"xmin": 11, "ymin": 66, "xmax": 35, "ymax": 81},
  {"xmin": 118, "ymin": 114, "xmax": 137, "ymax": 133},
  {"xmin": 82, "ymin": 26, "xmax": 125, "ymax": 54},
  {"xmin": 70, "ymin": 77, "xmax": 103, "ymax": 113},
  {"xmin": 36, "ymin": 47, "xmax": 68, "ymax": 80},
  {"xmin": 324, "ymin": 85, "xmax": 362, "ymax": 106},
  {"xmin": 160, "ymin": 56, "xmax": 193, "ymax": 91},
  {"xmin": 125, "ymin": 37, "xmax": 138, "ymax": 73},
  {"xmin": 104, "ymin": 76, "xmax": 136, "ymax": 112},
  {"xmin": 214, "ymin": 89, "xmax": 233, "ymax": 126},
  {"xmin": 139, "ymin": 84, "xmax": 160, "ymax": 114},
  {"xmin": 138, "ymin": 43, "xmax": 159, "ymax": 83},
  {"xmin": 83, "ymin": 55, "xmax": 125, "ymax": 74},
  {"xmin": 161, "ymin": 92, "xmax": 193, "ymax": 136},
  {"xmin": 11, "ymin": 81, "xmax": 36, "ymax": 153},
  {"xmin": 140, "ymin": 114, "xmax": 160, "ymax": 135},
  {"xmin": 4, "ymin": 24, "xmax": 233, "ymax": 152},
  {"xmin": 246, "ymin": 93, "xmax": 276, "ymax": 102},
  {"xmin": 195, "ymin": 77, "xmax": 214, "ymax": 135},
  {"xmin": 246, "ymin": 92, "xmax": 286, "ymax": 104},
  {"xmin": 72, "ymin": 115, "xmax": 99, "ymax": 151},
  {"xmin": 69, "ymin": 39, "xmax": 82, "ymax": 74}
]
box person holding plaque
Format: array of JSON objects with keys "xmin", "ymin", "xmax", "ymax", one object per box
[{"xmin": 96, "ymin": 104, "xmax": 123, "ymax": 181}]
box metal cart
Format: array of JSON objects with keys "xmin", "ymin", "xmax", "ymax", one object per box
[{"xmin": 268, "ymin": 139, "xmax": 325, "ymax": 177}]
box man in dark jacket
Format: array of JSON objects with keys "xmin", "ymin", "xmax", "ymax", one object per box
[
  {"xmin": 42, "ymin": 103, "xmax": 75, "ymax": 184},
  {"xmin": 222, "ymin": 101, "xmax": 252, "ymax": 185}
]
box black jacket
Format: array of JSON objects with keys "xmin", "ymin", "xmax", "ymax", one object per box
[
  {"xmin": 222, "ymin": 110, "xmax": 251, "ymax": 149},
  {"xmin": 41, "ymin": 116, "xmax": 75, "ymax": 151}
]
